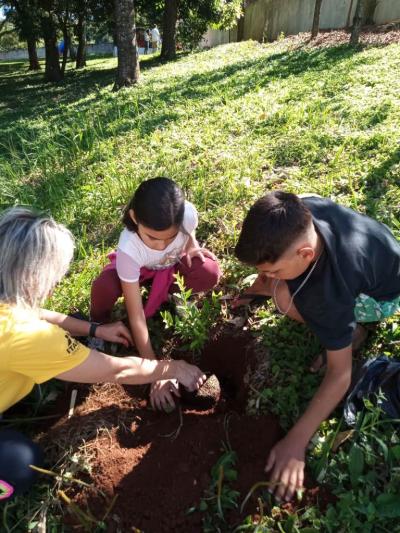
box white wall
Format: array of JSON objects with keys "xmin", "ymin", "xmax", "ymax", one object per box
[
  {"xmin": 0, "ymin": 42, "xmax": 116, "ymax": 62},
  {"xmin": 200, "ymin": 28, "xmax": 237, "ymax": 48}
]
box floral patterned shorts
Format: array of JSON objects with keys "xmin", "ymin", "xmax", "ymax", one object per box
[{"xmin": 355, "ymin": 293, "xmax": 400, "ymax": 323}]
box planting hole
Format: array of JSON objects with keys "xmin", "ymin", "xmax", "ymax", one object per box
[{"xmin": 41, "ymin": 327, "xmax": 285, "ymax": 532}]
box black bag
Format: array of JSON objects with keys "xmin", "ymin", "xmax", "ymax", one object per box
[{"xmin": 344, "ymin": 355, "xmax": 400, "ymax": 425}]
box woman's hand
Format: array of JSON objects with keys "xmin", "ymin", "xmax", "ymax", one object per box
[
  {"xmin": 185, "ymin": 247, "xmax": 216, "ymax": 268},
  {"xmin": 175, "ymin": 360, "xmax": 206, "ymax": 391},
  {"xmin": 96, "ymin": 322, "xmax": 133, "ymax": 347},
  {"xmin": 150, "ymin": 379, "xmax": 180, "ymax": 410}
]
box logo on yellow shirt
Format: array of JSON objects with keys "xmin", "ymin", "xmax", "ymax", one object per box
[{"xmin": 65, "ymin": 333, "xmax": 79, "ymax": 355}]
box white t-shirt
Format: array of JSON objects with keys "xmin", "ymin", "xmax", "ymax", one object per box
[
  {"xmin": 151, "ymin": 28, "xmax": 160, "ymax": 42},
  {"xmin": 116, "ymin": 201, "xmax": 198, "ymax": 283}
]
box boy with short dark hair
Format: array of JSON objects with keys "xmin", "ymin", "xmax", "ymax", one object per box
[{"xmin": 235, "ymin": 191, "xmax": 400, "ymax": 502}]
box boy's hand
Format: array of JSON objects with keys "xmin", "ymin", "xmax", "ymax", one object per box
[
  {"xmin": 232, "ymin": 274, "xmax": 271, "ymax": 308},
  {"xmin": 150, "ymin": 379, "xmax": 180, "ymax": 411},
  {"xmin": 264, "ymin": 347, "xmax": 352, "ymax": 503},
  {"xmin": 185, "ymin": 247, "xmax": 216, "ymax": 268},
  {"xmin": 96, "ymin": 321, "xmax": 133, "ymax": 347},
  {"xmin": 265, "ymin": 434, "xmax": 305, "ymax": 502}
]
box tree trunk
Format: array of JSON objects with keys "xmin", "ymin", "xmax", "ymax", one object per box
[
  {"xmin": 27, "ymin": 36, "xmax": 40, "ymax": 70},
  {"xmin": 161, "ymin": 0, "xmax": 178, "ymax": 61},
  {"xmin": 61, "ymin": 33, "xmax": 70, "ymax": 74},
  {"xmin": 41, "ymin": 10, "xmax": 63, "ymax": 82},
  {"xmin": 114, "ymin": 0, "xmax": 140, "ymax": 90},
  {"xmin": 237, "ymin": 14, "xmax": 245, "ymax": 42},
  {"xmin": 311, "ymin": 0, "xmax": 323, "ymax": 39},
  {"xmin": 236, "ymin": 0, "xmax": 248, "ymax": 41},
  {"xmin": 60, "ymin": 0, "xmax": 70, "ymax": 74},
  {"xmin": 350, "ymin": 0, "xmax": 365, "ymax": 45},
  {"xmin": 346, "ymin": 0, "xmax": 355, "ymax": 29},
  {"xmin": 69, "ymin": 42, "xmax": 76, "ymax": 60},
  {"xmin": 76, "ymin": 12, "xmax": 87, "ymax": 69}
]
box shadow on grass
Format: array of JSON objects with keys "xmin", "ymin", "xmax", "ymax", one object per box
[
  {"xmin": 0, "ymin": 62, "xmax": 116, "ymax": 121},
  {"xmin": 0, "ymin": 44, "xmax": 364, "ymax": 141},
  {"xmin": 0, "ymin": 51, "xmax": 188, "ymax": 131},
  {"xmin": 0, "ymin": 43, "xmax": 375, "ymax": 222}
]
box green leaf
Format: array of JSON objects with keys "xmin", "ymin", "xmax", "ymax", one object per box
[
  {"xmin": 366, "ymin": 501, "xmax": 376, "ymax": 518},
  {"xmin": 224, "ymin": 468, "xmax": 238, "ymax": 481},
  {"xmin": 349, "ymin": 443, "xmax": 364, "ymax": 485},
  {"xmin": 372, "ymin": 434, "xmax": 388, "ymax": 460},
  {"xmin": 390, "ymin": 444, "xmax": 400, "ymax": 461},
  {"xmin": 376, "ymin": 493, "xmax": 400, "ymax": 517},
  {"xmin": 199, "ymin": 499, "xmax": 208, "ymax": 511}
]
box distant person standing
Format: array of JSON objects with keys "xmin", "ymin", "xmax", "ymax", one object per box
[
  {"xmin": 144, "ymin": 30, "xmax": 150, "ymax": 55},
  {"xmin": 151, "ymin": 25, "xmax": 161, "ymax": 52}
]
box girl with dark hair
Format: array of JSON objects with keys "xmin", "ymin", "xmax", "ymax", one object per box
[{"xmin": 91, "ymin": 177, "xmax": 221, "ymax": 411}]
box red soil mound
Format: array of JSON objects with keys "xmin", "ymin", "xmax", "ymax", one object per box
[{"xmin": 42, "ymin": 328, "xmax": 324, "ymax": 531}]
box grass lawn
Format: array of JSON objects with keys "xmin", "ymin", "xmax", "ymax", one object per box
[{"xmin": 1, "ymin": 34, "xmax": 400, "ymax": 531}]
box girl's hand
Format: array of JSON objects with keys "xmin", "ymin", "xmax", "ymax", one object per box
[
  {"xmin": 185, "ymin": 247, "xmax": 216, "ymax": 268},
  {"xmin": 96, "ymin": 322, "xmax": 133, "ymax": 347},
  {"xmin": 175, "ymin": 360, "xmax": 206, "ymax": 391},
  {"xmin": 150, "ymin": 379, "xmax": 180, "ymax": 410}
]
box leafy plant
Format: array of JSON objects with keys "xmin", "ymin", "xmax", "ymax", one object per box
[
  {"xmin": 245, "ymin": 311, "xmax": 400, "ymax": 532},
  {"xmin": 177, "ymin": 0, "xmax": 242, "ymax": 51},
  {"xmin": 161, "ymin": 272, "xmax": 222, "ymax": 355},
  {"xmin": 247, "ymin": 309, "xmax": 321, "ymax": 430},
  {"xmin": 197, "ymin": 444, "xmax": 240, "ymax": 532},
  {"xmin": 309, "ymin": 396, "xmax": 400, "ymax": 533}
]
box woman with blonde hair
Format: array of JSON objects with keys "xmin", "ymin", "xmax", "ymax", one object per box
[{"xmin": 0, "ymin": 207, "xmax": 205, "ymax": 500}]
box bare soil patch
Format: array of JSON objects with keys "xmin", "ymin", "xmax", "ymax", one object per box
[
  {"xmin": 39, "ymin": 327, "xmax": 284, "ymax": 531},
  {"xmin": 38, "ymin": 326, "xmax": 331, "ymax": 531}
]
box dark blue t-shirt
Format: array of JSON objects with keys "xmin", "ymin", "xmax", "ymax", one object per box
[{"xmin": 287, "ymin": 197, "xmax": 400, "ymax": 351}]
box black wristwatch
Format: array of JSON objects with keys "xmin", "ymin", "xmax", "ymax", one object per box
[{"xmin": 89, "ymin": 322, "xmax": 101, "ymax": 338}]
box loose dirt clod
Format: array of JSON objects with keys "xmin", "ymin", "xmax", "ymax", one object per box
[{"xmin": 179, "ymin": 374, "xmax": 221, "ymax": 411}]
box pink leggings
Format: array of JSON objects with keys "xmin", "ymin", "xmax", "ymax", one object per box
[{"xmin": 90, "ymin": 256, "xmax": 221, "ymax": 323}]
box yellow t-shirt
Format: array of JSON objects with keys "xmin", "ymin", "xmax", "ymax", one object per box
[{"xmin": 0, "ymin": 304, "xmax": 90, "ymax": 413}]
